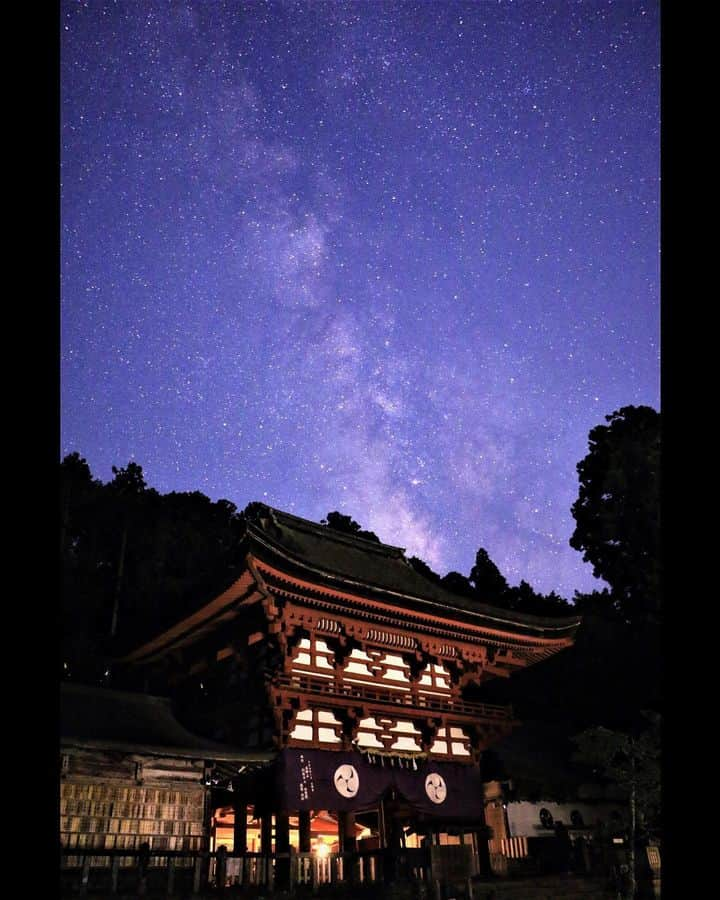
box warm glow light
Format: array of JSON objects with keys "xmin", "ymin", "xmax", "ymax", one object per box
[{"xmin": 315, "ymin": 841, "xmax": 330, "ymax": 858}]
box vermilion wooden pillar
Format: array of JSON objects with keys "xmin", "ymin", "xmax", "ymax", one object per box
[
  {"xmin": 338, "ymin": 810, "xmax": 357, "ymax": 884},
  {"xmin": 338, "ymin": 811, "xmax": 356, "ymax": 852},
  {"xmin": 298, "ymin": 810, "xmax": 311, "ymax": 853},
  {"xmin": 475, "ymin": 826, "xmax": 492, "ymax": 878},
  {"xmin": 476, "ymin": 759, "xmax": 494, "ymax": 878},
  {"xmin": 261, "ymin": 813, "xmax": 273, "ymax": 855},
  {"xmin": 383, "ymin": 810, "xmax": 403, "ymax": 883},
  {"xmin": 275, "ymin": 812, "xmax": 290, "ymax": 888},
  {"xmin": 232, "ymin": 795, "xmax": 247, "ymax": 854}
]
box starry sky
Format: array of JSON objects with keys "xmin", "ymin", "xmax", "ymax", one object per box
[{"xmin": 61, "ymin": 0, "xmax": 660, "ymax": 598}]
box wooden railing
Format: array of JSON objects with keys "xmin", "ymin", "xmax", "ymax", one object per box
[
  {"xmin": 60, "ymin": 845, "xmax": 432, "ymax": 895},
  {"xmin": 61, "ymin": 847, "xmax": 211, "ymax": 896},
  {"xmin": 274, "ymin": 672, "xmax": 513, "ymax": 721}
]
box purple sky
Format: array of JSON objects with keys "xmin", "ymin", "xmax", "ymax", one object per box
[{"xmin": 61, "ymin": 1, "xmax": 659, "ymax": 597}]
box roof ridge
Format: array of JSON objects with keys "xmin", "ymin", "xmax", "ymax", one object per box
[
  {"xmin": 263, "ymin": 505, "xmax": 407, "ymax": 557},
  {"xmin": 247, "ymin": 517, "xmax": 581, "ymax": 633}
]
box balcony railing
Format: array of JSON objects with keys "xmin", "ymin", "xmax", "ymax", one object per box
[{"xmin": 273, "ymin": 672, "xmax": 513, "ymax": 721}]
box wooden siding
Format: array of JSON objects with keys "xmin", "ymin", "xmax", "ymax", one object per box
[{"xmin": 60, "ymin": 749, "xmax": 208, "ymax": 865}]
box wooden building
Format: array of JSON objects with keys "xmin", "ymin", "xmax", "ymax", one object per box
[
  {"xmin": 113, "ymin": 504, "xmax": 580, "ymax": 888},
  {"xmin": 60, "ymin": 683, "xmax": 271, "ymax": 869}
]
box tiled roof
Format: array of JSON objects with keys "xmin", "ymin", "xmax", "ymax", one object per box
[
  {"xmin": 60, "ymin": 682, "xmax": 274, "ymax": 762},
  {"xmin": 247, "ymin": 505, "xmax": 581, "ymax": 638}
]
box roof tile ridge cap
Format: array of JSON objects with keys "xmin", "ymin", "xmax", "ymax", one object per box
[
  {"xmin": 447, "ymin": 600, "xmax": 583, "ymax": 629},
  {"xmin": 247, "ymin": 527, "xmax": 579, "ymax": 632},
  {"xmin": 60, "ymin": 735, "xmax": 272, "ymax": 757},
  {"xmin": 265, "ymin": 506, "xmax": 406, "ymax": 556},
  {"xmin": 401, "ymin": 580, "xmax": 583, "ymax": 629}
]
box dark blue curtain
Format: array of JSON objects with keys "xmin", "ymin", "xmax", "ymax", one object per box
[{"xmin": 276, "ymin": 748, "xmax": 485, "ymax": 818}]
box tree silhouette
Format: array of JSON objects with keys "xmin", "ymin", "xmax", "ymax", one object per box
[
  {"xmin": 439, "ymin": 570, "xmax": 475, "ymax": 598},
  {"xmin": 60, "ymin": 452, "xmax": 99, "ymax": 557},
  {"xmin": 570, "ymin": 405, "xmax": 660, "ymax": 624},
  {"xmin": 60, "ymin": 454, "xmax": 247, "ymax": 684},
  {"xmin": 321, "ymin": 510, "xmax": 380, "ymax": 543},
  {"xmin": 108, "ymin": 462, "xmax": 150, "ymax": 638},
  {"xmin": 502, "ymin": 581, "xmax": 573, "ymax": 617},
  {"xmin": 469, "ymin": 548, "xmax": 509, "ymax": 605},
  {"xmin": 61, "ymin": 453, "xmax": 107, "ymax": 682},
  {"xmin": 407, "ymin": 556, "xmax": 441, "ymax": 584}
]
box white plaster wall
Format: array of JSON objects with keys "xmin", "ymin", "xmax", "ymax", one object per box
[{"xmin": 506, "ymin": 801, "xmax": 625, "ymax": 838}]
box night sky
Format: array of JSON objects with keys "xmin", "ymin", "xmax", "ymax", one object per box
[{"xmin": 61, "ymin": 1, "xmax": 660, "ymax": 598}]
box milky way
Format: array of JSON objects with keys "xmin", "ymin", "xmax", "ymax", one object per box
[{"xmin": 61, "ymin": 1, "xmax": 660, "ymax": 597}]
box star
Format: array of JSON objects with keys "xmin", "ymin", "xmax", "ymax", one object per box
[{"xmin": 61, "ymin": 0, "xmax": 659, "ymax": 597}]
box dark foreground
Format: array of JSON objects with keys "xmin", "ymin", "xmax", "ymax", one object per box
[{"xmin": 59, "ymin": 873, "xmax": 629, "ymax": 900}]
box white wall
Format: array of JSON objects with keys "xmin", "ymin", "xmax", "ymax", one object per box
[{"xmin": 506, "ymin": 800, "xmax": 625, "ymax": 838}]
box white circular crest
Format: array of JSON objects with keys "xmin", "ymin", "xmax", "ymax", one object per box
[
  {"xmin": 333, "ymin": 764, "xmax": 360, "ymax": 798},
  {"xmin": 425, "ymin": 773, "xmax": 447, "ymax": 804}
]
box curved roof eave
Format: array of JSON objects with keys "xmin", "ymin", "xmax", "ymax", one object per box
[{"xmin": 247, "ymin": 509, "xmax": 581, "ymax": 639}]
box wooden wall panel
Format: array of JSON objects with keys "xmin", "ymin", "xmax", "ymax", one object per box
[{"xmin": 60, "ymin": 749, "xmax": 208, "ymax": 866}]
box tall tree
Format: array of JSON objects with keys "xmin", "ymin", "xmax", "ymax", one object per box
[
  {"xmin": 60, "ymin": 452, "xmax": 98, "ymax": 557},
  {"xmin": 469, "ymin": 548, "xmax": 509, "ymax": 605},
  {"xmin": 61, "ymin": 454, "xmax": 248, "ymax": 682},
  {"xmin": 570, "ymin": 406, "xmax": 660, "ymax": 623},
  {"xmin": 108, "ymin": 462, "xmax": 149, "ymax": 638},
  {"xmin": 61, "ymin": 453, "xmax": 108, "ymax": 682}
]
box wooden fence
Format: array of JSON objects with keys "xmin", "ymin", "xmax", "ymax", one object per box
[{"xmin": 60, "ymin": 845, "xmax": 433, "ymax": 895}]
